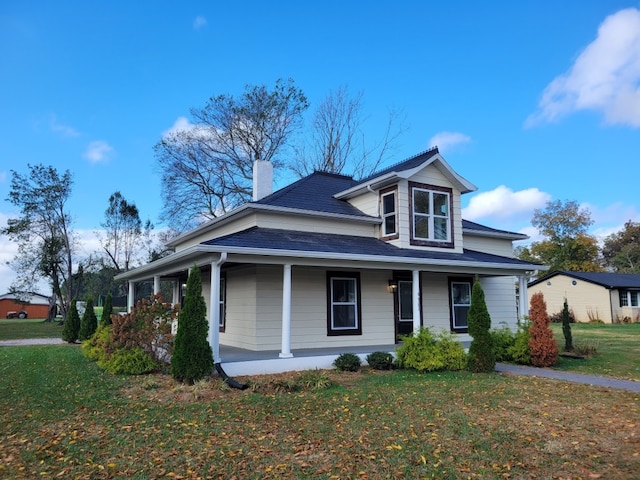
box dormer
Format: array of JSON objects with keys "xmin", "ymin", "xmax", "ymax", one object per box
[{"xmin": 335, "ymin": 147, "xmax": 476, "ymax": 254}]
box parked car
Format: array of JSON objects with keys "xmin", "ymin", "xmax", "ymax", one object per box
[{"xmin": 6, "ymin": 310, "xmax": 28, "ymax": 319}]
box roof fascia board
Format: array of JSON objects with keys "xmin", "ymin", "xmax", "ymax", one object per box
[{"xmin": 462, "ymin": 228, "xmax": 529, "ymax": 241}]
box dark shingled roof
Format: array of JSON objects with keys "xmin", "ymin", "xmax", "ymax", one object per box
[
  {"xmin": 529, "ymin": 271, "xmax": 640, "ymax": 289},
  {"xmin": 254, "ymin": 171, "xmax": 368, "ymax": 217},
  {"xmin": 462, "ymin": 219, "xmax": 527, "ymax": 238},
  {"xmin": 358, "ymin": 147, "xmax": 440, "ymax": 183},
  {"xmin": 202, "ymin": 227, "xmax": 537, "ymax": 267}
]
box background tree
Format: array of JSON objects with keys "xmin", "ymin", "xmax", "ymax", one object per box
[
  {"xmin": 78, "ymin": 297, "xmax": 98, "ymax": 341},
  {"xmin": 528, "ymin": 292, "xmax": 558, "ymax": 367},
  {"xmin": 516, "ymin": 200, "xmax": 601, "ymax": 274},
  {"xmin": 466, "ymin": 279, "xmax": 495, "ymax": 373},
  {"xmin": 155, "ymin": 78, "xmax": 309, "ymax": 232},
  {"xmin": 602, "ymin": 221, "xmax": 640, "ymax": 273},
  {"xmin": 100, "ymin": 191, "xmax": 152, "ymax": 272},
  {"xmin": 171, "ymin": 266, "xmax": 213, "ymax": 383},
  {"xmin": 1, "ymin": 164, "xmax": 76, "ymax": 318},
  {"xmin": 292, "ymin": 85, "xmax": 406, "ymax": 179},
  {"xmin": 61, "ymin": 299, "xmax": 80, "ymax": 343}
]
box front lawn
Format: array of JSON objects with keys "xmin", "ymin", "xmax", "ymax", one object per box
[
  {"xmin": 551, "ymin": 322, "xmax": 640, "ymax": 381},
  {"xmin": 0, "ymin": 345, "xmax": 638, "ymax": 479},
  {"xmin": 0, "ymin": 317, "xmax": 63, "ymax": 340}
]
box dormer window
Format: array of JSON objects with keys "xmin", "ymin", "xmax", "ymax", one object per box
[
  {"xmin": 380, "ymin": 187, "xmax": 398, "ymax": 239},
  {"xmin": 410, "ymin": 182, "xmax": 453, "ymax": 248}
]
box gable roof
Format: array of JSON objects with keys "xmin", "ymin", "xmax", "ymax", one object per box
[
  {"xmin": 529, "ymin": 271, "xmax": 640, "ymax": 289},
  {"xmin": 335, "ymin": 147, "xmax": 477, "ymax": 199},
  {"xmin": 462, "ymin": 219, "xmax": 528, "ymax": 241}
]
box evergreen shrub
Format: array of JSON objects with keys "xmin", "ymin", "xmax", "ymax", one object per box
[
  {"xmin": 366, "ymin": 351, "xmax": 394, "ymax": 370},
  {"xmin": 78, "ymin": 297, "xmax": 98, "ymax": 341},
  {"xmin": 466, "ymin": 280, "xmax": 496, "ymax": 373},
  {"xmin": 333, "ymin": 353, "xmax": 362, "ymax": 372},
  {"xmin": 490, "ymin": 326, "xmax": 516, "ymax": 362},
  {"xmin": 99, "ymin": 347, "xmax": 157, "ymax": 375},
  {"xmin": 395, "ymin": 328, "xmax": 467, "ymax": 372},
  {"xmin": 100, "ymin": 293, "xmax": 114, "ymax": 326},
  {"xmin": 528, "ymin": 292, "xmax": 559, "ymax": 367},
  {"xmin": 61, "ymin": 299, "xmax": 81, "ymax": 343},
  {"xmin": 507, "ymin": 321, "xmax": 531, "ymax": 365}
]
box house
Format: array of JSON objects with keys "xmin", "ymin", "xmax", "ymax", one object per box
[
  {"xmin": 0, "ymin": 292, "xmax": 51, "ymax": 319},
  {"xmin": 528, "ymin": 270, "xmax": 640, "ymax": 323},
  {"xmin": 116, "ymin": 147, "xmax": 544, "ymax": 374}
]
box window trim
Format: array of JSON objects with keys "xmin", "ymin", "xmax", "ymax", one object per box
[
  {"xmin": 449, "ymin": 276, "xmax": 473, "ymax": 333},
  {"xmin": 380, "ymin": 186, "xmax": 399, "ymax": 240},
  {"xmin": 409, "ymin": 181, "xmax": 454, "ymax": 248},
  {"xmin": 620, "ymin": 289, "xmax": 640, "ymax": 307},
  {"xmin": 326, "ymin": 271, "xmax": 362, "ymax": 336}
]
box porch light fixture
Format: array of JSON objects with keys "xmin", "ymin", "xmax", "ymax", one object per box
[{"xmin": 387, "ymin": 279, "xmax": 398, "ymax": 293}]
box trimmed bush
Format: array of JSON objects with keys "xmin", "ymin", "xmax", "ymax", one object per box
[
  {"xmin": 61, "ymin": 299, "xmax": 81, "ymax": 343},
  {"xmin": 528, "ymin": 292, "xmax": 558, "ymax": 367},
  {"xmin": 99, "ymin": 347, "xmax": 157, "ymax": 375},
  {"xmin": 490, "ymin": 326, "xmax": 516, "ymax": 362},
  {"xmin": 395, "ymin": 328, "xmax": 467, "ymax": 372},
  {"xmin": 466, "ymin": 280, "xmax": 496, "ymax": 373},
  {"xmin": 366, "ymin": 351, "xmax": 394, "ymax": 370},
  {"xmin": 333, "ymin": 353, "xmax": 362, "ymax": 372},
  {"xmin": 561, "ymin": 298, "xmax": 573, "ymax": 352},
  {"xmin": 171, "ymin": 265, "xmax": 214, "ymax": 383},
  {"xmin": 100, "ymin": 293, "xmax": 114, "ymax": 326}
]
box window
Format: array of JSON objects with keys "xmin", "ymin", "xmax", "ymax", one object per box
[
  {"xmin": 380, "ymin": 188, "xmax": 398, "ymax": 238},
  {"xmin": 410, "ymin": 182, "xmax": 453, "ymax": 247},
  {"xmin": 449, "ymin": 278, "xmax": 472, "ymax": 332},
  {"xmin": 620, "ymin": 290, "xmax": 640, "ymax": 307},
  {"xmin": 327, "ymin": 272, "xmax": 362, "ymax": 335}
]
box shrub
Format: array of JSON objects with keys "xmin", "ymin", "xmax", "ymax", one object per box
[
  {"xmin": 81, "ymin": 323, "xmax": 111, "ymax": 362},
  {"xmin": 171, "ymin": 265, "xmax": 214, "ymax": 384},
  {"xmin": 528, "ymin": 292, "xmax": 558, "ymax": 367},
  {"xmin": 395, "ymin": 328, "xmax": 467, "ymax": 372},
  {"xmin": 490, "ymin": 326, "xmax": 516, "ymax": 362},
  {"xmin": 366, "ymin": 351, "xmax": 394, "ymax": 370},
  {"xmin": 100, "ymin": 293, "xmax": 114, "ymax": 326},
  {"xmin": 78, "ymin": 297, "xmax": 98, "ymax": 341},
  {"xmin": 561, "ymin": 298, "xmax": 573, "ymax": 352},
  {"xmin": 550, "ymin": 308, "xmax": 576, "ymax": 323},
  {"xmin": 333, "ymin": 353, "xmax": 362, "ymax": 372},
  {"xmin": 508, "ymin": 322, "xmax": 531, "ymax": 365},
  {"xmin": 466, "ymin": 280, "xmax": 495, "ymax": 373},
  {"xmin": 296, "ymin": 369, "xmax": 333, "ymax": 390},
  {"xmin": 99, "ymin": 347, "xmax": 157, "ymax": 375},
  {"xmin": 61, "ymin": 299, "xmax": 81, "ymax": 343}
]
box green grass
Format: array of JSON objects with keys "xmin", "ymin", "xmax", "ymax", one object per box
[
  {"xmin": 0, "ymin": 346, "xmax": 638, "ymax": 479},
  {"xmin": 551, "ymin": 322, "xmax": 640, "ymax": 380},
  {"xmin": 0, "ymin": 317, "xmax": 63, "ymax": 340}
]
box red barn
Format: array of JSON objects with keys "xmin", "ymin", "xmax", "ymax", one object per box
[{"xmin": 0, "ymin": 293, "xmax": 51, "ymax": 319}]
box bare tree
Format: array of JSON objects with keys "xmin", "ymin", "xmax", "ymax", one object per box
[
  {"xmin": 292, "ymin": 85, "xmax": 407, "ymax": 179},
  {"xmin": 99, "ymin": 191, "xmax": 152, "ymax": 272},
  {"xmin": 2, "ymin": 164, "xmax": 75, "ymax": 318},
  {"xmin": 155, "ymin": 78, "xmax": 309, "ymax": 232}
]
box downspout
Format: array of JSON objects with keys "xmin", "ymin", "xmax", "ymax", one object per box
[
  {"xmin": 366, "ymin": 184, "xmax": 379, "ymax": 216},
  {"xmin": 210, "ymin": 253, "xmax": 247, "ymax": 390}
]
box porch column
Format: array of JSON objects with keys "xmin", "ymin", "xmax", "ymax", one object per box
[
  {"xmin": 412, "ymin": 269, "xmax": 421, "ymax": 334},
  {"xmin": 280, "ymin": 264, "xmax": 293, "ymax": 358},
  {"xmin": 153, "ymin": 275, "xmax": 161, "ymax": 295},
  {"xmin": 127, "ymin": 282, "xmax": 135, "ymax": 312},
  {"xmin": 519, "ymin": 275, "xmax": 529, "ymax": 323},
  {"xmin": 172, "ymin": 280, "xmax": 180, "ymax": 305},
  {"xmin": 209, "ymin": 259, "xmax": 223, "ymax": 364}
]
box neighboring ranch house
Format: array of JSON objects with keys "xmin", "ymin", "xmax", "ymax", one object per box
[
  {"xmin": 0, "ymin": 292, "xmax": 51, "ymax": 319},
  {"xmin": 528, "ymin": 271, "xmax": 640, "ymax": 323},
  {"xmin": 116, "ymin": 147, "xmax": 544, "ymax": 373}
]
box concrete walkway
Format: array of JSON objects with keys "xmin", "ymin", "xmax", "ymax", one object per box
[
  {"xmin": 0, "ymin": 338, "xmax": 65, "ymax": 347},
  {"xmin": 495, "ymin": 362, "xmax": 640, "ymax": 393}
]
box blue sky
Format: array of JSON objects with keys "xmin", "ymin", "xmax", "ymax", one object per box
[{"xmin": 1, "ymin": 1, "xmax": 640, "ymax": 293}]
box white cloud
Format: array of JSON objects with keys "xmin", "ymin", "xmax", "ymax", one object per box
[
  {"xmin": 193, "ymin": 15, "xmax": 207, "ymax": 30},
  {"xmin": 526, "ymin": 8, "xmax": 640, "ymax": 128},
  {"xmin": 462, "ymin": 185, "xmax": 551, "ymax": 221},
  {"xmin": 163, "ymin": 116, "xmax": 194, "ymax": 137},
  {"xmin": 83, "ymin": 140, "xmax": 113, "ymax": 164},
  {"xmin": 50, "ymin": 115, "xmax": 80, "ymax": 138},
  {"xmin": 428, "ymin": 131, "xmax": 471, "ymax": 153}
]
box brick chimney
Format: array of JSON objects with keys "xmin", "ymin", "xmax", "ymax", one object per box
[{"xmin": 252, "ymin": 160, "xmax": 273, "ymax": 201}]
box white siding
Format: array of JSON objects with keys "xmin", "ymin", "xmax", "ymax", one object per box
[{"xmin": 463, "ymin": 235, "xmax": 516, "ymax": 257}]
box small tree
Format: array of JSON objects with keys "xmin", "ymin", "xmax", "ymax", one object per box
[
  {"xmin": 561, "ymin": 297, "xmax": 573, "ymax": 352},
  {"xmin": 78, "ymin": 297, "xmax": 98, "ymax": 341},
  {"xmin": 528, "ymin": 292, "xmax": 558, "ymax": 367},
  {"xmin": 466, "ymin": 279, "xmax": 496, "ymax": 372},
  {"xmin": 171, "ymin": 266, "xmax": 213, "ymax": 383},
  {"xmin": 100, "ymin": 293, "xmax": 113, "ymax": 326},
  {"xmin": 61, "ymin": 299, "xmax": 80, "ymax": 343}
]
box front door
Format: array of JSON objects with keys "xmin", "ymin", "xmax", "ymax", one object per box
[{"xmin": 395, "ymin": 279, "xmax": 414, "ymax": 341}]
